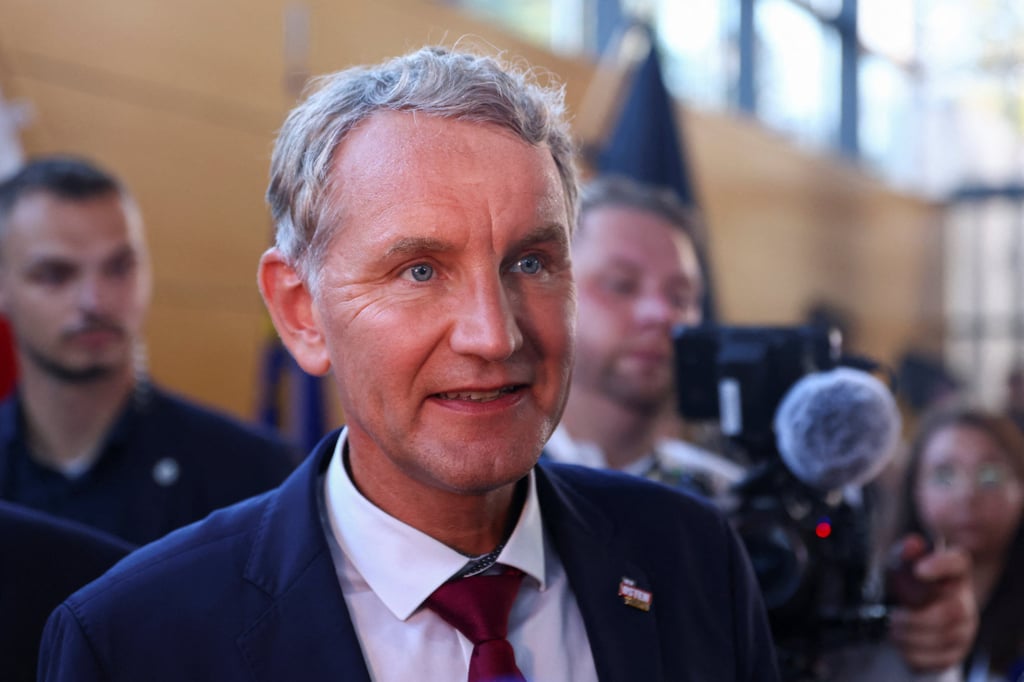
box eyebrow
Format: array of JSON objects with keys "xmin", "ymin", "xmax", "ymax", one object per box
[
  {"xmin": 383, "ymin": 236, "xmax": 454, "ymax": 260},
  {"xmin": 382, "ymin": 223, "xmax": 570, "ymax": 260},
  {"xmin": 508, "ymin": 223, "xmax": 570, "ymax": 255}
]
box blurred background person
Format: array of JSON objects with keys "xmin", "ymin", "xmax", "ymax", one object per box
[
  {"xmin": 0, "ymin": 156, "xmax": 296, "ymax": 544},
  {"xmin": 545, "ymin": 174, "xmax": 743, "ymax": 497},
  {"xmin": 0, "ymin": 500, "xmax": 132, "ymax": 682},
  {"xmin": 897, "ymin": 407, "xmax": 1024, "ymax": 681}
]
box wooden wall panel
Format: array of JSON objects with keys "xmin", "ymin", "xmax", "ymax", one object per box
[
  {"xmin": 0, "ymin": 0, "xmax": 286, "ymax": 116},
  {"xmin": 681, "ymin": 106, "xmax": 943, "ymax": 362}
]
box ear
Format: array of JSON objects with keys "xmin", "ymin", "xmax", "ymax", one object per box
[{"xmin": 257, "ymin": 248, "xmax": 331, "ymax": 376}]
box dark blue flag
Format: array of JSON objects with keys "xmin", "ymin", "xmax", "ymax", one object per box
[{"xmin": 596, "ymin": 27, "xmax": 715, "ymax": 320}]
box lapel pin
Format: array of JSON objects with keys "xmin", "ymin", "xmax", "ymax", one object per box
[
  {"xmin": 152, "ymin": 457, "xmax": 180, "ymax": 487},
  {"xmin": 618, "ymin": 577, "xmax": 653, "ymax": 612}
]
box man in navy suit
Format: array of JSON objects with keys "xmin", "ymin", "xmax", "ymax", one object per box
[{"xmin": 38, "ymin": 46, "xmax": 779, "ymax": 681}]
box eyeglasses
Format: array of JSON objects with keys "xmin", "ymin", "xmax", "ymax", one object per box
[{"xmin": 920, "ymin": 462, "xmax": 1019, "ymax": 494}]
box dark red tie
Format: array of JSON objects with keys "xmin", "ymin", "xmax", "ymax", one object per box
[{"xmin": 425, "ymin": 567, "xmax": 527, "ymax": 682}]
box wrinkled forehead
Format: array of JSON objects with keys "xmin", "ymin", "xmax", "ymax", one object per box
[{"xmin": 322, "ymin": 111, "xmax": 570, "ymax": 234}]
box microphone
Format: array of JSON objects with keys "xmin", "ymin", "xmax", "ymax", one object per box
[{"xmin": 773, "ymin": 367, "xmax": 901, "ymax": 491}]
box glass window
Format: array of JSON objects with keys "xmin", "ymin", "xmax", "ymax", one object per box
[
  {"xmin": 945, "ymin": 199, "xmax": 1024, "ymax": 408},
  {"xmin": 859, "ymin": 54, "xmax": 918, "ymax": 187},
  {"xmin": 859, "ymin": 0, "xmax": 915, "ymax": 62},
  {"xmin": 755, "ymin": 0, "xmax": 841, "ymax": 147},
  {"xmin": 443, "ymin": 0, "xmax": 559, "ymax": 53},
  {"xmin": 655, "ymin": 0, "xmax": 734, "ymax": 108}
]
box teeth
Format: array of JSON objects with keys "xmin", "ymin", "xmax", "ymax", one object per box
[{"xmin": 436, "ymin": 387, "xmax": 513, "ymax": 402}]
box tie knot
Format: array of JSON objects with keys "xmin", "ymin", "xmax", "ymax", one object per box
[
  {"xmin": 426, "ymin": 568, "xmax": 524, "ymax": 644},
  {"xmin": 426, "ymin": 567, "xmax": 528, "ymax": 682}
]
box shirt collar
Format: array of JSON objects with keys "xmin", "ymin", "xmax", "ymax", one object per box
[{"xmin": 322, "ymin": 428, "xmax": 547, "ymax": 621}]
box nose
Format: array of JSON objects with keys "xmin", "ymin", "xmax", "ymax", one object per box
[
  {"xmin": 634, "ymin": 291, "xmax": 682, "ymax": 328},
  {"xmin": 76, "ymin": 274, "xmax": 105, "ymax": 312},
  {"xmin": 449, "ymin": 273, "xmax": 523, "ymax": 361},
  {"xmin": 76, "ymin": 272, "xmax": 117, "ymax": 315}
]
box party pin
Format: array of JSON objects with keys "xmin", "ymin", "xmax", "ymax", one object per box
[{"xmin": 618, "ymin": 577, "xmax": 653, "ymax": 612}]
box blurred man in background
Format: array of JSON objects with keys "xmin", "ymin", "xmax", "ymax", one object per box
[
  {"xmin": 0, "ymin": 156, "xmax": 296, "ymax": 544},
  {"xmin": 545, "ymin": 174, "xmax": 742, "ymax": 496}
]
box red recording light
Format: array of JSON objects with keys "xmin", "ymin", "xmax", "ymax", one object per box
[{"xmin": 815, "ymin": 520, "xmax": 832, "ymax": 539}]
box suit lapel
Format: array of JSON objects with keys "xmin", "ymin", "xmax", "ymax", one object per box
[
  {"xmin": 236, "ymin": 430, "xmax": 372, "ymax": 682},
  {"xmin": 536, "ymin": 464, "xmax": 664, "ymax": 682}
]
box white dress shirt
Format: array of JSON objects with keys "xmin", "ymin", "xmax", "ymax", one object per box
[{"xmin": 321, "ymin": 428, "xmax": 598, "ymax": 682}]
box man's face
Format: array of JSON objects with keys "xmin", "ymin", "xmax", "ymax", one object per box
[
  {"xmin": 0, "ymin": 191, "xmax": 152, "ymax": 383},
  {"xmin": 301, "ymin": 111, "xmax": 574, "ymax": 500},
  {"xmin": 571, "ymin": 204, "xmax": 702, "ymax": 414}
]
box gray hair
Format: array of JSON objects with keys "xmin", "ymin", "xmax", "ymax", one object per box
[
  {"xmin": 578, "ymin": 174, "xmax": 700, "ymax": 244},
  {"xmin": 267, "ymin": 45, "xmax": 579, "ymax": 287}
]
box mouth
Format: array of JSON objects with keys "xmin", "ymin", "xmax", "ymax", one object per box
[
  {"xmin": 433, "ymin": 385, "xmax": 523, "ymax": 402},
  {"xmin": 65, "ymin": 324, "xmax": 125, "ymax": 341}
]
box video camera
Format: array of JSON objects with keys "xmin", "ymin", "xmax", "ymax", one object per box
[{"xmin": 673, "ymin": 323, "xmax": 892, "ymax": 681}]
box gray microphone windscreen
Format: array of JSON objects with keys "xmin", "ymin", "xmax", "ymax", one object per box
[{"xmin": 773, "ymin": 367, "xmax": 901, "ymax": 491}]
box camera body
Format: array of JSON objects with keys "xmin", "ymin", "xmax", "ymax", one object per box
[
  {"xmin": 673, "ymin": 324, "xmax": 840, "ymax": 452},
  {"xmin": 673, "ymin": 324, "xmax": 888, "ymax": 679}
]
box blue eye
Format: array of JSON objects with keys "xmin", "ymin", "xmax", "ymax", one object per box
[
  {"xmin": 512, "ymin": 255, "xmax": 543, "ymax": 275},
  {"xmin": 407, "ymin": 264, "xmax": 434, "ymax": 282}
]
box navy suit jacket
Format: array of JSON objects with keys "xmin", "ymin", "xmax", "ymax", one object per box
[
  {"xmin": 0, "ymin": 500, "xmax": 133, "ymax": 682},
  {"xmin": 39, "ymin": 430, "xmax": 778, "ymax": 681}
]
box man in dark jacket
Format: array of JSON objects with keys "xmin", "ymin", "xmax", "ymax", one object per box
[{"xmin": 0, "ymin": 156, "xmax": 296, "ymax": 544}]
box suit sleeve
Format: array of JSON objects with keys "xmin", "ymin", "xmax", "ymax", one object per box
[
  {"xmin": 724, "ymin": 518, "xmax": 781, "ymax": 682},
  {"xmin": 38, "ymin": 604, "xmax": 107, "ymax": 682}
]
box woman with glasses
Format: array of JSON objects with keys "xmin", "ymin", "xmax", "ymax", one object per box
[{"xmin": 899, "ymin": 407, "xmax": 1024, "ymax": 681}]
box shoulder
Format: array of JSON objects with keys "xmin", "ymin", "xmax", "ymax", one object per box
[
  {"xmin": 534, "ymin": 459, "xmax": 777, "ymax": 678},
  {"xmin": 536, "ymin": 459, "xmax": 729, "ymax": 537},
  {"xmin": 61, "ymin": 490, "xmax": 273, "ymax": 617},
  {"xmin": 535, "ymin": 460, "xmax": 758, "ymax": 594},
  {"xmin": 37, "ymin": 492, "xmax": 281, "ymax": 681}
]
